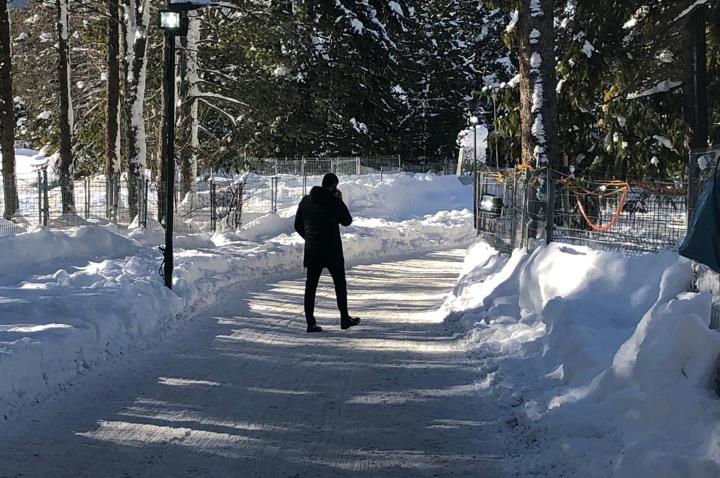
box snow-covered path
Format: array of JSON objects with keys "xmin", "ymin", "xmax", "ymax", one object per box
[{"xmin": 0, "ymin": 250, "xmax": 504, "ymax": 478}]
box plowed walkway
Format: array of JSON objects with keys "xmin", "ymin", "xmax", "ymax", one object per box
[{"xmin": 0, "ymin": 250, "xmax": 504, "ymax": 477}]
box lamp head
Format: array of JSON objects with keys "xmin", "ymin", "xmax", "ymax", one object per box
[{"xmin": 159, "ymin": 11, "xmax": 181, "ymax": 29}]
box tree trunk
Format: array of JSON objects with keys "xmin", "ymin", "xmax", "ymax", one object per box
[
  {"xmin": 124, "ymin": 0, "xmax": 150, "ymax": 222},
  {"xmin": 518, "ymin": 0, "xmax": 559, "ymax": 169},
  {"xmin": 0, "ymin": 0, "xmax": 16, "ymax": 221},
  {"xmin": 105, "ymin": 0, "xmax": 120, "ymax": 217},
  {"xmin": 178, "ymin": 12, "xmax": 199, "ymax": 200},
  {"xmin": 519, "ymin": 0, "xmax": 559, "ymax": 242},
  {"xmin": 683, "ymin": 2, "xmax": 708, "ymax": 219},
  {"xmin": 57, "ymin": 0, "xmax": 74, "ymax": 214}
]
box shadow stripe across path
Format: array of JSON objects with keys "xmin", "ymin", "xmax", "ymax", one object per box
[{"xmin": 0, "ymin": 249, "xmax": 505, "ymax": 478}]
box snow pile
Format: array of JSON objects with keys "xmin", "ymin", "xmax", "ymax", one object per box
[
  {"xmin": 0, "ymin": 173, "xmax": 474, "ymax": 420},
  {"xmin": 0, "ymin": 226, "xmax": 138, "ymax": 285},
  {"xmin": 233, "ymin": 172, "xmax": 472, "ymax": 238},
  {"xmin": 13, "ymin": 148, "xmax": 52, "ymax": 177},
  {"xmin": 443, "ymin": 241, "xmax": 720, "ymax": 477},
  {"xmin": 340, "ymin": 173, "xmax": 472, "ymax": 221}
]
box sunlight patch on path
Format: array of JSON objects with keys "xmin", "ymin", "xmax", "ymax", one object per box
[{"xmin": 0, "ymin": 249, "xmax": 506, "ymax": 477}]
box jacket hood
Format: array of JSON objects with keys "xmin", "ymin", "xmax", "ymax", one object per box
[{"xmin": 310, "ymin": 186, "xmax": 337, "ymax": 206}]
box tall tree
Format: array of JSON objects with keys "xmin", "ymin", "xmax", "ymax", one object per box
[
  {"xmin": 0, "ymin": 0, "xmax": 15, "ymax": 220},
  {"xmin": 56, "ymin": 0, "xmax": 74, "ymax": 213},
  {"xmin": 518, "ymin": 0, "xmax": 559, "ymax": 168},
  {"xmin": 124, "ymin": 0, "xmax": 150, "ymax": 222},
  {"xmin": 178, "ymin": 11, "xmax": 200, "ymax": 199},
  {"xmin": 105, "ymin": 0, "xmax": 121, "ymax": 215},
  {"xmin": 681, "ymin": 1, "xmax": 708, "ymax": 216}
]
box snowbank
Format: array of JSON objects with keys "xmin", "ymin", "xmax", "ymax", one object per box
[
  {"xmin": 340, "ymin": 173, "xmax": 472, "ymax": 221},
  {"xmin": 0, "ymin": 173, "xmax": 474, "ymax": 420},
  {"xmin": 13, "ymin": 148, "xmax": 52, "ymax": 177},
  {"xmin": 443, "ymin": 241, "xmax": 720, "ymax": 477}
]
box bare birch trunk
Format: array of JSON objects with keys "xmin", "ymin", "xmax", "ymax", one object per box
[{"xmin": 124, "ymin": 0, "xmax": 149, "ymax": 222}]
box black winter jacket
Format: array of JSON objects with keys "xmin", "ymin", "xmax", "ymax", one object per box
[{"xmin": 294, "ymin": 186, "xmax": 353, "ymax": 268}]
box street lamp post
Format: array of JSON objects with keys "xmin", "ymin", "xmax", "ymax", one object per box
[
  {"xmin": 469, "ymin": 115, "xmax": 479, "ymax": 231},
  {"xmin": 159, "ymin": 1, "xmax": 210, "ymax": 289}
]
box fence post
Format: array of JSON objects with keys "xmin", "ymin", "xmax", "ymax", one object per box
[
  {"xmin": 210, "ymin": 180, "xmax": 216, "ymax": 232},
  {"xmin": 37, "ymin": 170, "xmax": 42, "ymax": 226},
  {"xmin": 143, "ymin": 178, "xmax": 149, "ymax": 228},
  {"xmin": 42, "ymin": 168, "xmax": 49, "ymax": 226},
  {"xmin": 302, "ymin": 158, "xmax": 307, "ymax": 195},
  {"xmin": 105, "ymin": 176, "xmax": 111, "ymax": 219},
  {"xmin": 544, "ymin": 167, "xmax": 555, "ymax": 245},
  {"xmin": 84, "ymin": 178, "xmax": 90, "ymax": 219},
  {"xmin": 356, "ymin": 157, "xmax": 361, "ymax": 176},
  {"xmin": 271, "ymin": 176, "xmax": 278, "ymax": 213},
  {"xmin": 380, "ymin": 165, "xmax": 383, "ymax": 181},
  {"xmin": 112, "ymin": 173, "xmax": 119, "ymax": 224},
  {"xmin": 509, "ymin": 172, "xmax": 517, "ymax": 249},
  {"xmin": 520, "ymin": 169, "xmax": 531, "ymax": 251}
]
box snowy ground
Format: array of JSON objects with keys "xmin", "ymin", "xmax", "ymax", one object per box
[
  {"xmin": 0, "ymin": 173, "xmax": 474, "ymax": 421},
  {"xmin": 5, "ymin": 164, "xmax": 715, "ymax": 477},
  {"xmin": 0, "ymin": 251, "xmax": 508, "ymax": 477},
  {"xmin": 442, "ymin": 241, "xmax": 720, "ymax": 477}
]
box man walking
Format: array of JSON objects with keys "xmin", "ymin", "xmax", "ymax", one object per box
[{"xmin": 294, "ymin": 173, "xmax": 361, "ymax": 333}]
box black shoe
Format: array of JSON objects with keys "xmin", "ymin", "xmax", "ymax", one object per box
[
  {"xmin": 307, "ymin": 325, "xmax": 324, "ymax": 333},
  {"xmin": 340, "ymin": 317, "xmax": 361, "ymax": 330}
]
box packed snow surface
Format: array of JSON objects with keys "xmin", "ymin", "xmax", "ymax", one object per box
[
  {"xmin": 0, "ymin": 173, "xmax": 473, "ymax": 419},
  {"xmin": 442, "ymin": 241, "xmax": 720, "ymax": 477}
]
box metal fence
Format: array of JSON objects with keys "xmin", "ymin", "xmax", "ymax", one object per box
[
  {"xmin": 0, "ymin": 157, "xmax": 456, "ymax": 236},
  {"xmin": 475, "ymin": 166, "xmax": 689, "ymax": 254},
  {"xmin": 0, "ymin": 171, "xmax": 139, "ymax": 236}
]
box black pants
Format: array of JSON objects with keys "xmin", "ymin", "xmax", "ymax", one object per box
[{"xmin": 304, "ymin": 263, "xmax": 349, "ymax": 326}]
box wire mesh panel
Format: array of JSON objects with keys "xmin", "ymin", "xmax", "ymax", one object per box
[
  {"xmin": 553, "ymin": 174, "xmax": 687, "ymax": 253},
  {"xmin": 358, "ymin": 156, "xmax": 401, "ymax": 175},
  {"xmin": 0, "ymin": 171, "xmax": 40, "ymax": 235},
  {"xmin": 401, "ymin": 159, "xmax": 456, "ymax": 175},
  {"xmin": 475, "ymin": 168, "xmax": 540, "ymax": 252},
  {"xmin": 243, "ymin": 175, "xmax": 274, "ymax": 216},
  {"xmin": 475, "ymin": 167, "xmax": 688, "ymax": 254},
  {"xmin": 173, "ymin": 179, "xmax": 214, "ymax": 233}
]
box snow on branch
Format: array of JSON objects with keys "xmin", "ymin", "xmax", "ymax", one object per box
[
  {"xmin": 194, "ymin": 91, "xmax": 248, "ymax": 107},
  {"xmin": 674, "ymin": 0, "xmax": 709, "ymax": 22},
  {"xmin": 627, "ymin": 79, "xmax": 682, "ymax": 100}
]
